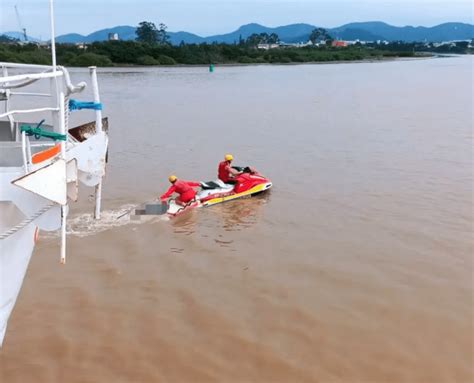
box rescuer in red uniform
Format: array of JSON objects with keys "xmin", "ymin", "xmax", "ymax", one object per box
[
  {"xmin": 160, "ymin": 175, "xmax": 200, "ymax": 206},
  {"xmin": 218, "ymin": 154, "xmax": 242, "ymax": 184}
]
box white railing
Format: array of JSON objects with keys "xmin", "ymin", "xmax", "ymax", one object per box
[
  {"xmin": 0, "ymin": 107, "xmax": 59, "ymax": 119},
  {"xmin": 0, "ymin": 59, "xmax": 106, "ymax": 264},
  {"xmin": 0, "ymin": 70, "xmax": 63, "ymax": 85},
  {"xmin": 0, "ymin": 64, "xmax": 85, "ymax": 95},
  {"xmin": 0, "ymin": 62, "xmax": 55, "ymax": 70},
  {"xmin": 9, "ymin": 92, "xmax": 52, "ymax": 97}
]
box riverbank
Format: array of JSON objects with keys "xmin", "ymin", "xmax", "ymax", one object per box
[
  {"xmin": 148, "ymin": 54, "xmax": 435, "ymax": 68},
  {"xmin": 0, "ymin": 40, "xmax": 435, "ymax": 67}
]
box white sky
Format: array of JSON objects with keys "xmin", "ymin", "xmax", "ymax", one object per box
[{"xmin": 0, "ymin": 0, "xmax": 472, "ymax": 39}]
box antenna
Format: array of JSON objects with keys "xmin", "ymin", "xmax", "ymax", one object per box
[{"xmin": 14, "ymin": 5, "xmax": 28, "ymax": 42}]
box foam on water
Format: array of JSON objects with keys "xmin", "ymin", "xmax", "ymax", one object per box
[{"xmin": 41, "ymin": 204, "xmax": 169, "ymax": 239}]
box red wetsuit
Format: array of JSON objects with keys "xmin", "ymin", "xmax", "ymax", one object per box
[
  {"xmin": 160, "ymin": 180, "xmax": 200, "ymax": 203},
  {"xmin": 218, "ymin": 160, "xmax": 233, "ymax": 183}
]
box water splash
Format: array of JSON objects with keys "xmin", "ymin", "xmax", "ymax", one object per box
[{"xmin": 41, "ymin": 204, "xmax": 169, "ymax": 239}]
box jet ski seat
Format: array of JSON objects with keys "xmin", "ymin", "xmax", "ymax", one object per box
[
  {"xmin": 200, "ymin": 180, "xmax": 234, "ymax": 190},
  {"xmin": 200, "ymin": 181, "xmax": 222, "ymax": 190}
]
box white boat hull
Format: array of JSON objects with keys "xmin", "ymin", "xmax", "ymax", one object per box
[{"xmin": 0, "ymin": 220, "xmax": 36, "ymax": 346}]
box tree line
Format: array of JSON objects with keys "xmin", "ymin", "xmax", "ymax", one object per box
[
  {"xmin": 0, "ymin": 21, "xmax": 470, "ymax": 67},
  {"xmin": 0, "ymin": 41, "xmax": 421, "ymax": 67}
]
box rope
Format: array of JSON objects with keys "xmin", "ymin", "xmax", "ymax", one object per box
[
  {"xmin": 64, "ymin": 94, "xmax": 70, "ymax": 132},
  {"xmin": 68, "ymin": 99, "xmax": 102, "ymax": 111},
  {"xmin": 20, "ymin": 120, "xmax": 66, "ymax": 141},
  {"xmin": 0, "ymin": 203, "xmax": 55, "ymax": 240}
]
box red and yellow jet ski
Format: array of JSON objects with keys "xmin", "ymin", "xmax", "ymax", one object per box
[{"xmin": 166, "ymin": 167, "xmax": 272, "ymax": 217}]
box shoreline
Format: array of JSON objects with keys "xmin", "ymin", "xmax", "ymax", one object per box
[{"xmin": 97, "ymin": 54, "xmax": 435, "ymax": 69}]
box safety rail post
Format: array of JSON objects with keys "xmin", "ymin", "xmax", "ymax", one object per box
[
  {"xmin": 89, "ymin": 67, "xmax": 103, "ymax": 133},
  {"xmin": 26, "ymin": 136, "xmax": 32, "ymax": 165},
  {"xmin": 21, "ymin": 130, "xmax": 29, "ymax": 173},
  {"xmin": 59, "ymin": 91, "xmax": 67, "ymax": 264},
  {"xmin": 89, "ymin": 66, "xmax": 103, "ymax": 219},
  {"xmin": 1, "ymin": 66, "xmax": 15, "ymax": 137}
]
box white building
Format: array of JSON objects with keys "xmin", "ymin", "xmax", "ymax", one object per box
[{"xmin": 257, "ymin": 43, "xmax": 280, "ymax": 50}]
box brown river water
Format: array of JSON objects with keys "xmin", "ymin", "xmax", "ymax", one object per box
[{"xmin": 1, "ymin": 57, "xmax": 473, "ymax": 382}]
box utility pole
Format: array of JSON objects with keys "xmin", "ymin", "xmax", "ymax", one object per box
[{"xmin": 14, "ymin": 5, "xmax": 28, "ymax": 42}]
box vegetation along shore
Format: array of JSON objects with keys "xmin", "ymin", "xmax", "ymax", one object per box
[{"xmin": 0, "ymin": 22, "xmax": 471, "ymax": 67}]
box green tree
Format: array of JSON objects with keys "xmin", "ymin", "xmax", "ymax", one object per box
[
  {"xmin": 158, "ymin": 55, "xmax": 176, "ymax": 65},
  {"xmin": 70, "ymin": 53, "xmax": 112, "ymax": 67},
  {"xmin": 268, "ymin": 33, "xmax": 280, "ymax": 44},
  {"xmin": 309, "ymin": 28, "xmax": 331, "ymax": 44},
  {"xmin": 136, "ymin": 21, "xmax": 159, "ymax": 44},
  {"xmin": 246, "ymin": 33, "xmax": 262, "ymax": 46},
  {"xmin": 157, "ymin": 23, "xmax": 170, "ymax": 45},
  {"xmin": 246, "ymin": 32, "xmax": 280, "ymax": 46},
  {"xmin": 137, "ymin": 55, "xmax": 160, "ymax": 65}
]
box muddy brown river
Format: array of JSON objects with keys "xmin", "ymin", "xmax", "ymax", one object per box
[{"xmin": 1, "ymin": 56, "xmax": 473, "ymax": 382}]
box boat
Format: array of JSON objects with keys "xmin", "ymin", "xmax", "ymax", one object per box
[
  {"xmin": 166, "ymin": 168, "xmax": 272, "ymax": 217},
  {"xmin": 0, "ymin": 0, "xmax": 109, "ymax": 346}
]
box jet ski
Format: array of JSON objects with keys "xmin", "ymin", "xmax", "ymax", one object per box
[{"xmin": 166, "ymin": 167, "xmax": 272, "ymax": 217}]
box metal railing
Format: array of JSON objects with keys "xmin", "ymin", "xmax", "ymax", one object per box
[{"xmin": 1, "ymin": 61, "xmax": 105, "ymax": 264}]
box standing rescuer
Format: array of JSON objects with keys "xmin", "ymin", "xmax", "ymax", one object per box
[
  {"xmin": 160, "ymin": 175, "xmax": 200, "ymax": 206},
  {"xmin": 218, "ymin": 154, "xmax": 242, "ymax": 184}
]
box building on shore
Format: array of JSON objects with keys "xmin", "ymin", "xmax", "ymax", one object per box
[
  {"xmin": 257, "ymin": 43, "xmax": 280, "ymax": 50},
  {"xmin": 280, "ymin": 41, "xmax": 314, "ymax": 48},
  {"xmin": 331, "ymin": 40, "xmax": 348, "ymax": 47},
  {"xmin": 108, "ymin": 33, "xmax": 119, "ymax": 41}
]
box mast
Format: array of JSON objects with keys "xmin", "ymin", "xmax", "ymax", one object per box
[
  {"xmin": 48, "ymin": 0, "xmax": 57, "ymax": 70},
  {"xmin": 14, "ymin": 5, "xmax": 28, "ymax": 42},
  {"xmin": 48, "ymin": 0, "xmax": 66, "ymax": 263}
]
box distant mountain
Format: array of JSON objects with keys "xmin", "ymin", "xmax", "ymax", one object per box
[
  {"xmin": 169, "ymin": 31, "xmax": 205, "ymax": 45},
  {"xmin": 88, "ymin": 26, "xmax": 137, "ymax": 41},
  {"xmin": 49, "ymin": 21, "xmax": 474, "ymax": 45},
  {"xmin": 56, "ymin": 33, "xmax": 87, "ymax": 43},
  {"xmin": 329, "ymin": 28, "xmax": 385, "ymax": 42},
  {"xmin": 202, "ymin": 23, "xmax": 270, "ymax": 44},
  {"xmin": 203, "ymin": 23, "xmax": 316, "ymax": 44},
  {"xmin": 330, "ymin": 21, "xmax": 474, "ymax": 42},
  {"xmin": 56, "ymin": 26, "xmax": 136, "ymax": 43},
  {"xmin": 3, "ymin": 31, "xmax": 41, "ymax": 42},
  {"xmin": 54, "ymin": 26, "xmax": 205, "ymax": 45},
  {"xmin": 0, "ymin": 34, "xmax": 17, "ymax": 43}
]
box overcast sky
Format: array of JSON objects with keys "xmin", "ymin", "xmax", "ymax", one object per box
[{"xmin": 1, "ymin": 0, "xmax": 472, "ymax": 38}]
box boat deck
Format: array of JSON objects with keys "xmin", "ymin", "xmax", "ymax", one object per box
[{"xmin": 0, "ymin": 120, "xmax": 57, "ymax": 167}]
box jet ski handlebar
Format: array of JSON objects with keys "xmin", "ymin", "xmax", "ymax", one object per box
[{"xmin": 232, "ymin": 166, "xmax": 257, "ymax": 174}]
